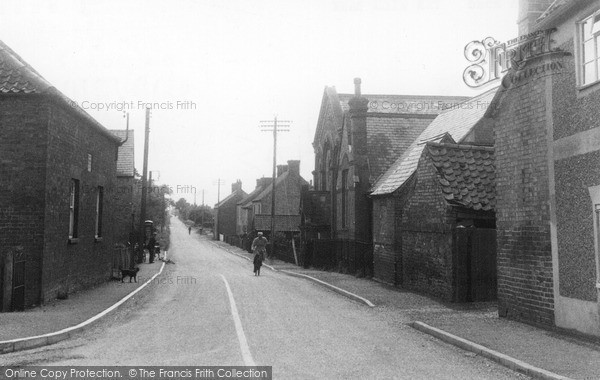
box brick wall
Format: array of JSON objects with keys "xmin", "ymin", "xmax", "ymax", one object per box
[
  {"xmin": 373, "ymin": 196, "xmax": 395, "ymax": 284},
  {"xmin": 493, "ymin": 62, "xmax": 555, "ymax": 326},
  {"xmin": 258, "ymin": 172, "xmax": 303, "ymax": 217},
  {"xmin": 0, "ymin": 96, "xmax": 48, "ymax": 307},
  {"xmin": 0, "ymin": 95, "xmax": 120, "ymax": 306},
  {"xmin": 112, "ymin": 176, "xmax": 136, "ymax": 245},
  {"xmin": 217, "ymin": 191, "xmax": 246, "ymax": 238},
  {"xmin": 41, "ymin": 98, "xmax": 119, "ymax": 302},
  {"xmin": 400, "ymin": 154, "xmax": 455, "ymax": 300}
]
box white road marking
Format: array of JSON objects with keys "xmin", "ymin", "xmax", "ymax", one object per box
[{"xmin": 220, "ymin": 274, "xmax": 256, "ymax": 366}]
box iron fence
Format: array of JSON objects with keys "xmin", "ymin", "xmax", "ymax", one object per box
[{"xmin": 304, "ymin": 239, "xmax": 373, "ymax": 276}]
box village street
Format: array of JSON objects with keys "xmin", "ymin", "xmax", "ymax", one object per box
[{"xmin": 0, "ymin": 217, "xmax": 526, "ymax": 379}]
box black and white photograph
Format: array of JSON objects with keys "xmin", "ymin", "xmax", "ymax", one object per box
[{"xmin": 0, "ymin": 0, "xmax": 599, "ymax": 379}]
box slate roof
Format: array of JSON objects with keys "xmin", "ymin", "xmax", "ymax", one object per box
[
  {"xmin": 254, "ymin": 171, "xmax": 289, "ymax": 201},
  {"xmin": 370, "ymin": 87, "xmax": 498, "ymax": 196},
  {"xmin": 215, "ymin": 189, "xmax": 246, "ymax": 208},
  {"xmin": 426, "ymin": 143, "xmax": 495, "ymax": 211},
  {"xmin": 253, "ymin": 171, "xmax": 308, "ymax": 202},
  {"xmin": 337, "ymin": 93, "xmax": 470, "ymax": 115},
  {"xmin": 0, "ymin": 40, "xmax": 121, "ymax": 143},
  {"xmin": 238, "ymin": 186, "xmax": 265, "ymax": 207},
  {"xmin": 110, "ymin": 130, "xmax": 135, "ymax": 177},
  {"xmin": 367, "ymin": 116, "xmax": 434, "ymax": 183},
  {"xmin": 254, "ymin": 214, "xmax": 301, "ymax": 232}
]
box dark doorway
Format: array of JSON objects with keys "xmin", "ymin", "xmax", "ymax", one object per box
[{"xmin": 454, "ymin": 227, "xmax": 497, "ymax": 302}]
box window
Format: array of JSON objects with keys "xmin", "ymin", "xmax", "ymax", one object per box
[
  {"xmin": 95, "ymin": 186, "xmax": 104, "ymax": 239},
  {"xmin": 69, "ymin": 179, "xmax": 80, "ymax": 240},
  {"xmin": 87, "ymin": 154, "xmax": 92, "ymax": 172},
  {"xmin": 254, "ymin": 203, "xmax": 261, "ymax": 214},
  {"xmin": 341, "ymin": 169, "xmax": 348, "ymax": 228},
  {"xmin": 579, "ymin": 10, "xmax": 600, "ymax": 86}
]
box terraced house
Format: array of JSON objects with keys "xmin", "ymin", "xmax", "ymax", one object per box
[{"xmin": 0, "ymin": 41, "xmax": 126, "ymax": 310}]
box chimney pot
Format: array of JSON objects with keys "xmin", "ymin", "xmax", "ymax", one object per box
[
  {"xmin": 354, "ymin": 77, "xmax": 361, "ymax": 96},
  {"xmin": 277, "ymin": 165, "xmax": 288, "ymax": 177}
]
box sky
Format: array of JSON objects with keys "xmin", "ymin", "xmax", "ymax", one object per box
[{"xmin": 0, "ymin": 0, "xmax": 519, "ymax": 206}]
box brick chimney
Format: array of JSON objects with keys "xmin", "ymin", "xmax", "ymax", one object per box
[
  {"xmin": 348, "ymin": 78, "xmax": 370, "ymax": 242},
  {"xmin": 277, "ymin": 164, "xmax": 288, "ymax": 177},
  {"xmin": 518, "ymin": 0, "xmax": 553, "ymax": 35},
  {"xmin": 231, "ymin": 179, "xmax": 242, "ymax": 193},
  {"xmin": 348, "ymin": 78, "xmax": 369, "ymax": 163},
  {"xmin": 287, "ymin": 160, "xmax": 300, "ymax": 176},
  {"xmin": 257, "ymin": 177, "xmax": 273, "ymax": 189}
]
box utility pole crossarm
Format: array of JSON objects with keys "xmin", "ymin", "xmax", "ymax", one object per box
[{"xmin": 259, "ymin": 116, "xmax": 292, "ymax": 260}]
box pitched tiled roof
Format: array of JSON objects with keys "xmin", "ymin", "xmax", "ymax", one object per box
[
  {"xmin": 238, "ymin": 186, "xmax": 264, "ymax": 207},
  {"xmin": 254, "ymin": 171, "xmax": 308, "ymax": 201},
  {"xmin": 110, "ymin": 130, "xmax": 135, "ymax": 177},
  {"xmin": 0, "ymin": 41, "xmax": 51, "ymax": 94},
  {"xmin": 215, "ymin": 189, "xmax": 246, "ymax": 208},
  {"xmin": 426, "ymin": 143, "xmax": 495, "ymax": 211},
  {"xmin": 254, "ymin": 171, "xmax": 289, "ymax": 201},
  {"xmin": 0, "ymin": 40, "xmax": 120, "ymax": 143},
  {"xmin": 254, "ymin": 214, "xmax": 301, "ymax": 232},
  {"xmin": 370, "ymin": 87, "xmax": 498, "ymax": 196},
  {"xmin": 367, "ymin": 116, "xmax": 434, "ymax": 183}
]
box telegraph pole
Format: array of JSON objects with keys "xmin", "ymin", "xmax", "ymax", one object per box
[
  {"xmin": 260, "ymin": 116, "xmax": 291, "ymax": 259},
  {"xmin": 137, "ymin": 107, "xmax": 151, "ymax": 265}
]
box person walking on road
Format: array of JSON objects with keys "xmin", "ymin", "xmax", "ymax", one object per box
[
  {"xmin": 188, "ymin": 226, "xmax": 191, "ymax": 235},
  {"xmin": 251, "ymin": 232, "xmax": 268, "ymax": 276},
  {"xmin": 146, "ymin": 232, "xmax": 158, "ymax": 263}
]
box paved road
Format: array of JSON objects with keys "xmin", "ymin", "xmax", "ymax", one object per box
[{"xmin": 0, "ymin": 217, "xmax": 527, "ymax": 379}]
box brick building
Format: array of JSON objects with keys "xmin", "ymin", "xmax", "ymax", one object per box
[
  {"xmin": 248, "ymin": 160, "xmax": 307, "ymax": 237},
  {"xmin": 237, "ymin": 177, "xmax": 272, "ymax": 236},
  {"xmin": 303, "ymin": 78, "xmax": 468, "ymax": 272},
  {"xmin": 370, "ymin": 88, "xmax": 497, "ymax": 300},
  {"xmin": 214, "ymin": 180, "xmax": 247, "ymax": 242},
  {"xmin": 490, "ymin": 0, "xmax": 600, "ymax": 335},
  {"xmin": 0, "ymin": 41, "xmax": 123, "ymax": 310}
]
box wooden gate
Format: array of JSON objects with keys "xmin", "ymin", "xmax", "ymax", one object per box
[{"xmin": 454, "ymin": 227, "xmax": 497, "ymax": 302}]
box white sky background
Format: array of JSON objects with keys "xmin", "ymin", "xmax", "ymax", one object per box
[{"xmin": 0, "ymin": 0, "xmax": 518, "ymax": 206}]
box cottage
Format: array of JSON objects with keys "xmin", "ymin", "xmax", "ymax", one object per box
[
  {"xmin": 0, "ymin": 41, "xmax": 124, "ymax": 310},
  {"xmin": 248, "ymin": 160, "xmax": 307, "ymax": 237},
  {"xmin": 370, "ymin": 88, "xmax": 497, "ymax": 300},
  {"xmin": 214, "ymin": 180, "xmax": 247, "ymax": 243},
  {"xmin": 490, "ymin": 0, "xmax": 600, "ymax": 336},
  {"xmin": 303, "ymin": 78, "xmax": 469, "ymax": 273},
  {"xmin": 237, "ymin": 177, "xmax": 273, "ymax": 237}
]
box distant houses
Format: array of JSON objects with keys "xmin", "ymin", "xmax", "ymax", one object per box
[
  {"xmin": 214, "ymin": 180, "xmax": 247, "ymax": 243},
  {"xmin": 216, "ymin": 161, "xmax": 308, "ymax": 259},
  {"xmin": 248, "ymin": 161, "xmax": 307, "ymax": 239},
  {"xmin": 0, "ymin": 41, "xmax": 132, "ymax": 310}
]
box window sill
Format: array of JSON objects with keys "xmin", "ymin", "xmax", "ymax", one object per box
[
  {"xmin": 577, "ymin": 80, "xmax": 600, "ymax": 97},
  {"xmin": 68, "ymin": 238, "xmax": 79, "ymax": 245},
  {"xmin": 95, "ymin": 237, "xmax": 103, "ymax": 243}
]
